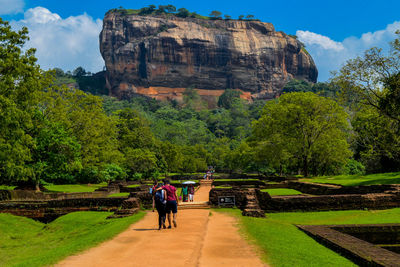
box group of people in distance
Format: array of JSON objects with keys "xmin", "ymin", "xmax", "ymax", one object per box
[
  {"xmin": 180, "ymin": 184, "xmax": 195, "ymax": 202},
  {"xmin": 151, "ymin": 179, "xmax": 178, "ymax": 230},
  {"xmin": 204, "ymin": 168, "xmax": 214, "ymax": 180}
]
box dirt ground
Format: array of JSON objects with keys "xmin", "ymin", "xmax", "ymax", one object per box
[{"xmin": 56, "ymin": 185, "xmax": 267, "ymax": 267}]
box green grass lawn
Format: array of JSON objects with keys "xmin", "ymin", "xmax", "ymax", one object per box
[
  {"xmin": 44, "ymin": 183, "xmax": 107, "ymax": 193},
  {"xmin": 260, "ymin": 188, "xmax": 303, "ymax": 196},
  {"xmin": 126, "ymin": 184, "xmax": 141, "ymax": 188},
  {"xmin": 108, "ymin": 192, "xmax": 130, "ymax": 198},
  {"xmin": 301, "ymin": 172, "xmax": 400, "ymax": 186},
  {"xmin": 0, "ymin": 211, "xmax": 145, "ymax": 267},
  {"xmin": 219, "ymin": 208, "xmax": 400, "ymax": 267},
  {"xmin": 0, "ymin": 185, "xmax": 15, "ymax": 190}
]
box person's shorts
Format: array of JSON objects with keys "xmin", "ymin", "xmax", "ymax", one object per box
[{"xmin": 166, "ymin": 200, "xmax": 177, "ymax": 214}]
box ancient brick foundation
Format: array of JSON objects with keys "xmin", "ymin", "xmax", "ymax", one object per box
[
  {"xmin": 257, "ymin": 190, "xmax": 400, "ymax": 212},
  {"xmin": 209, "ymin": 188, "xmax": 248, "ymax": 209},
  {"xmin": 288, "ymin": 181, "xmax": 400, "ymax": 195},
  {"xmin": 0, "ymin": 197, "xmax": 135, "ymax": 222},
  {"xmin": 298, "ymin": 224, "xmax": 400, "ymax": 266}
]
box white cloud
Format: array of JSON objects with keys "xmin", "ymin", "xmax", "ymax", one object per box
[
  {"xmin": 297, "ymin": 31, "xmax": 344, "ymax": 51},
  {"xmin": 0, "ymin": 0, "xmax": 24, "ymax": 15},
  {"xmin": 297, "ymin": 21, "xmax": 400, "ymax": 81},
  {"xmin": 11, "ymin": 7, "xmax": 104, "ymax": 73}
]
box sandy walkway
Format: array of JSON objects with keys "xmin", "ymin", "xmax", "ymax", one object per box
[{"xmin": 56, "ymin": 184, "xmax": 266, "ymax": 267}]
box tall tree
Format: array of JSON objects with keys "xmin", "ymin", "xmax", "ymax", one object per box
[
  {"xmin": 40, "ymin": 86, "xmax": 123, "ymax": 169},
  {"xmin": 251, "ymin": 92, "xmax": 351, "ymax": 176},
  {"xmin": 334, "ymin": 31, "xmax": 400, "ymax": 121},
  {"xmin": 0, "ymin": 19, "xmax": 52, "ymax": 186}
]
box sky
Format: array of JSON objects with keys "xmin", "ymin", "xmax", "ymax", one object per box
[{"xmin": 1, "ymin": 0, "xmax": 400, "ymax": 81}]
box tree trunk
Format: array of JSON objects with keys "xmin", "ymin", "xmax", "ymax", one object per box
[
  {"xmin": 35, "ymin": 182, "xmax": 41, "ymax": 192},
  {"xmin": 303, "ymin": 156, "xmax": 309, "ymax": 177}
]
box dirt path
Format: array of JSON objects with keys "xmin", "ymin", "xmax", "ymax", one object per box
[{"xmin": 57, "ymin": 185, "xmax": 266, "ymax": 267}]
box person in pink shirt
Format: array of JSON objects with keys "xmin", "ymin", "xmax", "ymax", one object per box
[{"xmin": 162, "ymin": 179, "xmax": 178, "ymax": 228}]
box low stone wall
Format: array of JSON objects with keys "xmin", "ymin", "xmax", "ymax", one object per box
[
  {"xmin": 209, "ymin": 188, "xmax": 247, "ymax": 209},
  {"xmin": 212, "ymin": 180, "xmax": 266, "ymax": 187},
  {"xmin": 46, "ymin": 197, "xmax": 126, "ymax": 208},
  {"xmin": 8, "ymin": 190, "xmax": 109, "ymax": 201},
  {"xmin": 262, "ymin": 183, "xmax": 289, "ymax": 189},
  {"xmin": 130, "ymin": 191, "xmax": 153, "ymax": 209},
  {"xmin": 298, "ymin": 224, "xmax": 400, "ymax": 266},
  {"xmin": 288, "ymin": 181, "xmax": 399, "ymax": 195},
  {"xmin": 120, "ymin": 185, "xmax": 148, "ymax": 193},
  {"xmin": 257, "ymin": 191, "xmax": 400, "ymax": 212},
  {"xmin": 0, "ymin": 197, "xmax": 133, "ymax": 222},
  {"xmin": 331, "ymin": 224, "xmax": 400, "ymax": 245},
  {"xmin": 0, "ymin": 190, "xmax": 11, "ymax": 201},
  {"xmin": 94, "ymin": 183, "xmax": 120, "ymax": 194}
]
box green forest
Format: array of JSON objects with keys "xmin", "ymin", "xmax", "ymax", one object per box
[{"xmin": 2, "ymin": 17, "xmax": 400, "ymax": 188}]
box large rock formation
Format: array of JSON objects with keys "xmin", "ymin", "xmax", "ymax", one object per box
[{"xmin": 100, "ymin": 11, "xmax": 318, "ymax": 100}]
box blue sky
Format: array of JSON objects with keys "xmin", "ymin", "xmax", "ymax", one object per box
[{"xmin": 2, "ymin": 0, "xmax": 400, "ymax": 81}]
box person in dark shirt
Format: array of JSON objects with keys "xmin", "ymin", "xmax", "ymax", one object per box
[
  {"xmin": 162, "ymin": 179, "xmax": 178, "ymax": 228},
  {"xmin": 152, "ymin": 184, "xmax": 166, "ymax": 230},
  {"xmin": 181, "ymin": 185, "xmax": 188, "ymax": 202}
]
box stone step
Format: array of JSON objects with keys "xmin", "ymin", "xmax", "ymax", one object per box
[
  {"xmin": 242, "ymin": 208, "xmax": 265, "ymax": 218},
  {"xmin": 245, "ymin": 204, "xmax": 259, "ymax": 209},
  {"xmin": 179, "ymin": 205, "xmax": 211, "ymax": 210},
  {"xmin": 107, "ymin": 208, "xmax": 139, "ymax": 219},
  {"xmin": 179, "ymin": 201, "xmax": 210, "ymax": 209}
]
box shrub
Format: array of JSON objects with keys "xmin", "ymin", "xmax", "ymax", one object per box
[
  {"xmin": 343, "ymin": 159, "xmax": 365, "ymax": 175},
  {"xmin": 76, "ymin": 167, "xmax": 100, "ymax": 184},
  {"xmin": 99, "ymin": 164, "xmax": 127, "ymax": 182}
]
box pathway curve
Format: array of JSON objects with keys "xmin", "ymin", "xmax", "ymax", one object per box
[{"xmin": 56, "ymin": 183, "xmax": 267, "ymax": 267}]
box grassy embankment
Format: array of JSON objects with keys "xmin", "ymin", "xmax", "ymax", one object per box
[
  {"xmin": 44, "ymin": 183, "xmax": 107, "ymax": 193},
  {"xmin": 0, "ymin": 184, "xmax": 106, "ymax": 192},
  {"xmin": 219, "ymin": 208, "xmax": 400, "ymax": 267},
  {"xmin": 260, "ymin": 188, "xmax": 302, "ymax": 196},
  {"xmin": 0, "ymin": 211, "xmax": 145, "ymax": 267},
  {"xmin": 301, "ymin": 172, "xmax": 400, "ymax": 186}
]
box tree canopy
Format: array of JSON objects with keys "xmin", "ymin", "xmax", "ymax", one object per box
[{"xmin": 250, "ymin": 92, "xmax": 351, "ymax": 176}]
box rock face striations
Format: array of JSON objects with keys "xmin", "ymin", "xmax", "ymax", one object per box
[{"xmin": 100, "ymin": 11, "xmax": 318, "ymax": 100}]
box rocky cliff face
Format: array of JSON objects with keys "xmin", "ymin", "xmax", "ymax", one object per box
[{"xmin": 100, "ymin": 12, "xmax": 318, "ymax": 100}]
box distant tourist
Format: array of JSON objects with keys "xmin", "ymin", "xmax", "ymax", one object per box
[
  {"xmin": 188, "ymin": 185, "xmax": 195, "ymax": 202},
  {"xmin": 152, "ymin": 184, "xmax": 167, "ymax": 230},
  {"xmin": 181, "ymin": 185, "xmax": 188, "ymax": 202},
  {"xmin": 162, "ymin": 179, "xmax": 178, "ymax": 228},
  {"xmin": 149, "ymin": 180, "xmax": 158, "ymax": 194}
]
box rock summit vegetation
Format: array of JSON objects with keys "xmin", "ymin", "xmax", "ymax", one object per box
[{"xmin": 107, "ymin": 5, "xmax": 258, "ymax": 21}]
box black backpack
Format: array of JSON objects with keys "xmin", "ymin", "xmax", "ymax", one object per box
[{"xmin": 154, "ymin": 190, "xmax": 165, "ymax": 204}]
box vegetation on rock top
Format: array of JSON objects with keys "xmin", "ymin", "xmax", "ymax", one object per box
[{"xmin": 106, "ymin": 5, "xmax": 259, "ymax": 21}]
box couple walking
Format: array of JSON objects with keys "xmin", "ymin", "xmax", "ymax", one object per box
[{"xmin": 152, "ymin": 179, "xmax": 178, "ymax": 230}]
